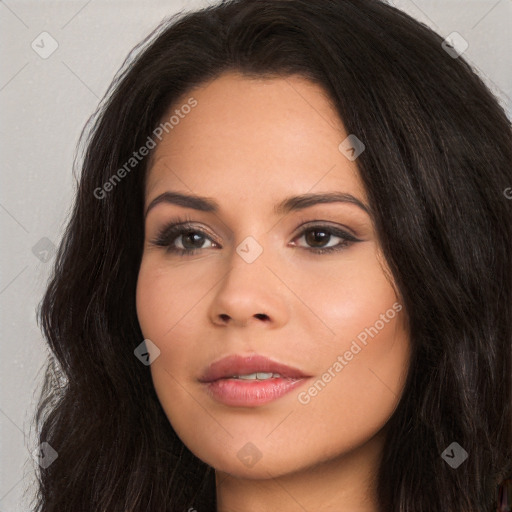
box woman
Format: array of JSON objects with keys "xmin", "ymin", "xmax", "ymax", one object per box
[{"xmin": 33, "ymin": 0, "xmax": 512, "ymax": 510}]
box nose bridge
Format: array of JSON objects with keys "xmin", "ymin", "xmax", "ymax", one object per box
[
  {"xmin": 220, "ymin": 208, "xmax": 275, "ymax": 273},
  {"xmin": 228, "ymin": 220, "xmax": 283, "ymax": 285},
  {"xmin": 208, "ymin": 231, "xmax": 289, "ymax": 327},
  {"xmin": 226, "ymin": 233, "xmax": 273, "ymax": 301}
]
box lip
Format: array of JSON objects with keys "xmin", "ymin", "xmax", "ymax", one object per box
[
  {"xmin": 199, "ymin": 354, "xmax": 311, "ymax": 407},
  {"xmin": 199, "ymin": 354, "xmax": 310, "ymax": 382}
]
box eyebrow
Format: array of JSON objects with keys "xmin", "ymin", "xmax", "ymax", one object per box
[{"xmin": 144, "ymin": 191, "xmax": 371, "ymax": 218}]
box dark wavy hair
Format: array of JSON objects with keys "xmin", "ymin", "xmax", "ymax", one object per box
[{"xmin": 31, "ymin": 0, "xmax": 512, "ymax": 510}]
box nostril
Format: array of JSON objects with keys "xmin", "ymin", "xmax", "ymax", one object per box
[{"xmin": 254, "ymin": 313, "xmax": 269, "ymax": 321}]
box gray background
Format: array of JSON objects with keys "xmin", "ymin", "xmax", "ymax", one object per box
[{"xmin": 1, "ymin": 0, "xmax": 511, "ymax": 510}]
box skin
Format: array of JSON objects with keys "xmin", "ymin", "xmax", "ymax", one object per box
[{"xmin": 136, "ymin": 71, "xmax": 411, "ymax": 511}]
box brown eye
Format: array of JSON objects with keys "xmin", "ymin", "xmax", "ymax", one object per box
[
  {"xmin": 149, "ymin": 218, "xmax": 361, "ymax": 257},
  {"xmin": 292, "ymin": 225, "xmax": 361, "ymax": 254},
  {"xmin": 150, "ymin": 219, "xmax": 219, "ymax": 256},
  {"xmin": 304, "ymin": 228, "xmax": 331, "ymax": 248},
  {"xmin": 177, "ymin": 230, "xmax": 209, "ymax": 250}
]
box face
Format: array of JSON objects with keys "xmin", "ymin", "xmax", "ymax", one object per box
[{"xmin": 136, "ymin": 71, "xmax": 410, "ymax": 480}]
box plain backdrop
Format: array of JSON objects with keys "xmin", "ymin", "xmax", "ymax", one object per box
[{"xmin": 1, "ymin": 0, "xmax": 511, "ymax": 510}]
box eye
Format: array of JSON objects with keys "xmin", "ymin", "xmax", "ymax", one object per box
[
  {"xmin": 148, "ymin": 217, "xmax": 362, "ymax": 256},
  {"xmin": 149, "ymin": 217, "xmax": 218, "ymax": 256},
  {"xmin": 291, "ymin": 223, "xmax": 361, "ymax": 254}
]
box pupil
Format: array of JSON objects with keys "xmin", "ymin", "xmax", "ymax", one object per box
[
  {"xmin": 306, "ymin": 229, "xmax": 329, "ymax": 247},
  {"xmin": 183, "ymin": 231, "xmax": 204, "ymax": 249}
]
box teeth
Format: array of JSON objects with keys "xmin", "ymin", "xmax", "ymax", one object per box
[{"xmin": 230, "ymin": 372, "xmax": 282, "ymax": 380}]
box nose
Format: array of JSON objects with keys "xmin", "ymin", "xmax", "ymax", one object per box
[{"xmin": 207, "ymin": 248, "xmax": 290, "ymax": 329}]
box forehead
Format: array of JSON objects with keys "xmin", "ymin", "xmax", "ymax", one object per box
[{"xmin": 145, "ymin": 72, "xmax": 367, "ymax": 210}]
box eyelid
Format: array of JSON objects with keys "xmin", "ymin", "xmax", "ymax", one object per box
[
  {"xmin": 149, "ymin": 214, "xmax": 213, "ymax": 236},
  {"xmin": 292, "ymin": 216, "xmax": 360, "ymax": 239},
  {"xmin": 148, "ymin": 215, "xmax": 360, "ymax": 239},
  {"xmin": 148, "ymin": 214, "xmax": 363, "ymax": 258},
  {"xmin": 148, "ymin": 214, "xmax": 229, "ymax": 244}
]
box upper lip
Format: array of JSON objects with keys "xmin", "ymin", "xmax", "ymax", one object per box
[{"xmin": 199, "ymin": 354, "xmax": 311, "ymax": 382}]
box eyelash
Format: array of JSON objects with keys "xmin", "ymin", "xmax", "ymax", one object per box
[{"xmin": 148, "ymin": 214, "xmax": 362, "ymax": 256}]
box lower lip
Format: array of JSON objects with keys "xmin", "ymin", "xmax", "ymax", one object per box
[{"xmin": 203, "ymin": 377, "xmax": 308, "ymax": 407}]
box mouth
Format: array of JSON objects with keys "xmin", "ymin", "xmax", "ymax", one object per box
[{"xmin": 198, "ymin": 353, "xmax": 311, "ymax": 407}]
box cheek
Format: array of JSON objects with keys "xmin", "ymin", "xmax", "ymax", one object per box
[
  {"xmin": 136, "ymin": 263, "xmax": 170, "ymax": 339},
  {"xmin": 291, "ymin": 245, "xmax": 402, "ymax": 354},
  {"xmin": 135, "ymin": 261, "xmax": 198, "ymax": 410},
  {"xmin": 135, "ymin": 257, "xmax": 209, "ymax": 340},
  {"xmin": 291, "ymin": 247, "xmax": 410, "ymax": 427}
]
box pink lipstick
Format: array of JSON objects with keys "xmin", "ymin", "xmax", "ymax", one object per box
[{"xmin": 198, "ymin": 354, "xmax": 311, "ymax": 407}]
